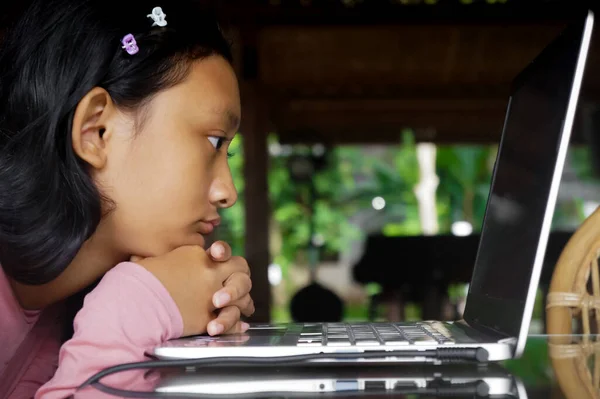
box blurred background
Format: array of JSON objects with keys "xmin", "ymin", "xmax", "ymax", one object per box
[{"xmin": 204, "ymin": 0, "xmax": 600, "ymax": 330}]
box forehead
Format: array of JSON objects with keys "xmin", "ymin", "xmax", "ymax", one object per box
[{"xmin": 148, "ymin": 56, "xmax": 241, "ymax": 130}]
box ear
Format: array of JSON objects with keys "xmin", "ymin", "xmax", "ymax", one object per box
[{"xmin": 71, "ymin": 87, "xmax": 117, "ymax": 170}]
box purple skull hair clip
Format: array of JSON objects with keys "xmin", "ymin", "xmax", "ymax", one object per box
[{"xmin": 121, "ymin": 34, "xmax": 139, "ymax": 55}]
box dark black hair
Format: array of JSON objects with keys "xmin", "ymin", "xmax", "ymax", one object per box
[{"xmin": 0, "ymin": 0, "xmax": 232, "ymax": 285}]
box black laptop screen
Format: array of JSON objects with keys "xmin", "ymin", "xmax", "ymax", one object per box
[{"xmin": 464, "ymin": 16, "xmax": 589, "ymax": 338}]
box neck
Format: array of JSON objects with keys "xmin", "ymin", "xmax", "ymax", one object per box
[{"xmin": 10, "ymin": 223, "xmax": 127, "ymax": 310}]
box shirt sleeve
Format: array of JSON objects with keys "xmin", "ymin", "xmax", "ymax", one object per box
[{"xmin": 35, "ymin": 262, "xmax": 184, "ymax": 399}]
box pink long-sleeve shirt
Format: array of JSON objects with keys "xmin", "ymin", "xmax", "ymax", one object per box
[{"xmin": 0, "ymin": 262, "xmax": 183, "ymax": 398}]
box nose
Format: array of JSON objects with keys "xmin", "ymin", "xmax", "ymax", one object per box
[{"xmin": 209, "ymin": 162, "xmax": 238, "ymax": 209}]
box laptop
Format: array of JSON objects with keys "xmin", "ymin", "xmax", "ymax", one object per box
[
  {"xmin": 152, "ymin": 364, "xmax": 527, "ymax": 398},
  {"xmin": 151, "ymin": 10, "xmax": 594, "ymax": 364}
]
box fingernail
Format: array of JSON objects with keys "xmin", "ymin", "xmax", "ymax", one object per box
[
  {"xmin": 212, "ymin": 243, "xmax": 224, "ymax": 257},
  {"xmin": 214, "ymin": 292, "xmax": 231, "ymax": 307},
  {"xmin": 241, "ymin": 322, "xmax": 250, "ymax": 332},
  {"xmin": 209, "ymin": 322, "xmax": 224, "ymax": 335}
]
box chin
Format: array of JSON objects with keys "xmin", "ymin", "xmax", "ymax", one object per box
[
  {"xmin": 142, "ymin": 234, "xmax": 207, "ymax": 257},
  {"xmin": 182, "ymin": 233, "xmax": 206, "ymax": 249}
]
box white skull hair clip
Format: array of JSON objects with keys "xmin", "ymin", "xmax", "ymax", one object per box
[{"xmin": 147, "ymin": 7, "xmax": 167, "ymax": 27}]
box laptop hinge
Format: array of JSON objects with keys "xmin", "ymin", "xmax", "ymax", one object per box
[
  {"xmin": 498, "ymin": 337, "xmax": 518, "ymax": 345},
  {"xmin": 454, "ymin": 319, "xmax": 511, "ymax": 342}
]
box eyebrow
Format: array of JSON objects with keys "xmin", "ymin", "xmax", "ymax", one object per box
[{"xmin": 225, "ymin": 109, "xmax": 241, "ymax": 136}]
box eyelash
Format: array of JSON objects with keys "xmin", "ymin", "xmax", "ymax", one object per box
[{"xmin": 208, "ymin": 136, "xmax": 235, "ymax": 158}]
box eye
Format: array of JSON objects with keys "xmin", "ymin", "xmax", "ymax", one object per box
[{"xmin": 208, "ymin": 136, "xmax": 225, "ymax": 150}]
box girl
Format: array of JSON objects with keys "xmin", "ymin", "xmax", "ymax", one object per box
[{"xmin": 0, "ymin": 0, "xmax": 255, "ymax": 397}]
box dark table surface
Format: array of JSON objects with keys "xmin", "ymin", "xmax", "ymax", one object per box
[{"xmin": 80, "ymin": 334, "xmax": 597, "ymax": 398}]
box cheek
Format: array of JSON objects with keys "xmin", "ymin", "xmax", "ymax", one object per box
[{"xmin": 104, "ymin": 137, "xmax": 213, "ymax": 237}]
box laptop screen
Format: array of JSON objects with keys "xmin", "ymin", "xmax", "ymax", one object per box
[{"xmin": 463, "ymin": 12, "xmax": 593, "ymax": 345}]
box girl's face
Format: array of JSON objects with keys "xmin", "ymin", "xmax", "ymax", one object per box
[{"xmin": 90, "ymin": 56, "xmax": 240, "ymax": 258}]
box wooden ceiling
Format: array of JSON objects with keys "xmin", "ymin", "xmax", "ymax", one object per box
[
  {"xmin": 3, "ymin": 1, "xmax": 598, "ymax": 144},
  {"xmin": 224, "ymin": 0, "xmax": 600, "ymax": 144},
  {"xmin": 255, "ymin": 24, "xmax": 566, "ymax": 144}
]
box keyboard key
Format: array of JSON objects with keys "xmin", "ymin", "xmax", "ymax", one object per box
[
  {"xmin": 355, "ymin": 338, "xmax": 377, "ymax": 342},
  {"xmin": 303, "ymin": 328, "xmax": 323, "ymax": 334},
  {"xmin": 403, "ymin": 335, "xmax": 429, "ymax": 340},
  {"xmin": 383, "ymin": 339, "xmax": 409, "ymax": 346},
  {"xmin": 402, "ymin": 327, "xmax": 425, "ymax": 332},
  {"xmin": 402, "ymin": 331, "xmax": 429, "ymax": 337},
  {"xmin": 376, "ymin": 328, "xmax": 398, "ymax": 333},
  {"xmin": 355, "ymin": 340, "xmax": 381, "ymax": 346},
  {"xmin": 327, "ymin": 338, "xmax": 351, "ymax": 346},
  {"xmin": 410, "ymin": 336, "xmax": 438, "ymax": 345},
  {"xmin": 329, "ymin": 334, "xmax": 349, "ymax": 339}
]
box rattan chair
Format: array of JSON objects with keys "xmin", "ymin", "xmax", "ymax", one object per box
[{"xmin": 546, "ymin": 207, "xmax": 600, "ymax": 398}]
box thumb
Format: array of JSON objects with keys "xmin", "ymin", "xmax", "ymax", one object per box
[{"xmin": 207, "ymin": 241, "xmax": 232, "ymax": 262}]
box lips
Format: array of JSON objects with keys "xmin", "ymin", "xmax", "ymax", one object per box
[
  {"xmin": 208, "ymin": 218, "xmax": 221, "ymax": 227},
  {"xmin": 197, "ymin": 223, "xmax": 215, "ymax": 235},
  {"xmin": 197, "ymin": 218, "xmax": 221, "ymax": 235}
]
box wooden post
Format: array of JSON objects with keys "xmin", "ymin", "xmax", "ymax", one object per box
[
  {"xmin": 230, "ymin": 23, "xmax": 272, "ymax": 322},
  {"xmin": 241, "ymin": 83, "xmax": 272, "ymax": 322}
]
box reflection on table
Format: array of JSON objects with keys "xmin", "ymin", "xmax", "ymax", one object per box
[
  {"xmin": 74, "ymin": 335, "xmax": 600, "ymax": 398},
  {"xmin": 547, "ymin": 334, "xmax": 600, "ymax": 399},
  {"xmin": 89, "ymin": 363, "xmax": 526, "ymax": 398}
]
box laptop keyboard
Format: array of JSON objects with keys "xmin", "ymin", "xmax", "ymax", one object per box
[{"xmin": 297, "ymin": 323, "xmax": 455, "ymax": 347}]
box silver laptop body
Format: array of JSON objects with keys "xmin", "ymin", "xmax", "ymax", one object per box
[
  {"xmin": 153, "ymin": 364, "xmax": 527, "ymax": 398},
  {"xmin": 152, "ymin": 10, "xmax": 594, "ymax": 364}
]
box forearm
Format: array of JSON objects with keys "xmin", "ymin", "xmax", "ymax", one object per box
[{"xmin": 36, "ymin": 262, "xmax": 183, "ymax": 398}]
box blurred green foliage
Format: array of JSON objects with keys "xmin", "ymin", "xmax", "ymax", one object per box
[{"xmin": 218, "ymin": 133, "xmax": 595, "ymax": 329}]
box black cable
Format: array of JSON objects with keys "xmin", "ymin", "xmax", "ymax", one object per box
[
  {"xmin": 90, "ymin": 373, "xmax": 490, "ymax": 398},
  {"xmin": 91, "ymin": 382, "xmax": 432, "ymax": 398},
  {"xmin": 78, "ymin": 347, "xmax": 488, "ymax": 391}
]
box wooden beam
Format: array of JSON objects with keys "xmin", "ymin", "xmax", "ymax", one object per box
[
  {"xmin": 273, "ymin": 97, "xmax": 506, "ymax": 144},
  {"xmin": 271, "ymin": 96, "xmax": 593, "ymax": 144}
]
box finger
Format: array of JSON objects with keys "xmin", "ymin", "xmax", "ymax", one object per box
[
  {"xmin": 213, "ymin": 272, "xmax": 252, "ymax": 308},
  {"xmin": 130, "ymin": 255, "xmax": 145, "ymax": 263},
  {"xmin": 230, "ymin": 294, "xmax": 255, "ymax": 317},
  {"xmin": 207, "ymin": 306, "xmax": 241, "ymax": 336},
  {"xmin": 222, "ymin": 321, "xmax": 250, "ymax": 335},
  {"xmin": 216, "ymin": 256, "xmax": 250, "ymax": 279},
  {"xmin": 206, "ymin": 241, "xmax": 232, "ymax": 262}
]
